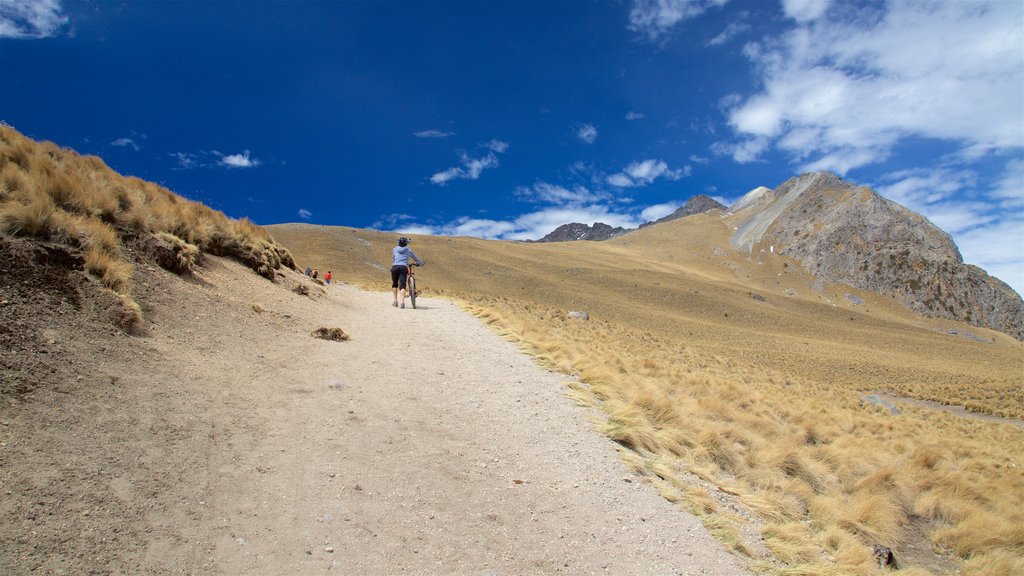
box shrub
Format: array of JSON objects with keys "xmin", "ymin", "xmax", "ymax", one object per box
[{"xmin": 0, "ymin": 194, "xmax": 56, "ymax": 237}]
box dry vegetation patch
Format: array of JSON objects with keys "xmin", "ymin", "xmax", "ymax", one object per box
[
  {"xmin": 311, "ymin": 327, "xmax": 350, "ymax": 342},
  {"xmin": 0, "ymin": 125, "xmax": 295, "ymax": 331}
]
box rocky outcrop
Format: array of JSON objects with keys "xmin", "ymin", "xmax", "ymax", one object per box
[
  {"xmin": 728, "ymin": 172, "xmax": 1024, "ymax": 340},
  {"xmin": 640, "ymin": 195, "xmax": 725, "ymax": 228},
  {"xmin": 534, "ymin": 222, "xmax": 628, "ymax": 243}
]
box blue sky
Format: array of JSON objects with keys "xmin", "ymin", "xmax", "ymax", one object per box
[{"xmin": 2, "ymin": 0, "xmax": 1022, "ymax": 294}]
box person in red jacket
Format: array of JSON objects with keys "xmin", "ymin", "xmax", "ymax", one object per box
[{"xmin": 325, "ymin": 271, "xmax": 332, "ymax": 285}]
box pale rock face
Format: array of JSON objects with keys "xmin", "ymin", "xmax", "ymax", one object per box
[
  {"xmin": 727, "ymin": 186, "xmax": 775, "ymax": 214},
  {"xmin": 729, "ymin": 172, "xmax": 1023, "ymax": 339}
]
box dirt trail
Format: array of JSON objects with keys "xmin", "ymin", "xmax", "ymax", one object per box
[{"xmin": 1, "ymin": 258, "xmax": 750, "ymax": 575}]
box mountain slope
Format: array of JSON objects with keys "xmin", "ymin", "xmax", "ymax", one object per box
[{"xmin": 725, "ymin": 172, "xmax": 1023, "ymax": 339}]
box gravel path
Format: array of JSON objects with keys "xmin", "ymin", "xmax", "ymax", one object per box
[{"xmin": 1, "ymin": 259, "xmax": 751, "ymax": 575}]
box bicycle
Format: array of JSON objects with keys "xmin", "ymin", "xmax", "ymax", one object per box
[{"xmin": 407, "ymin": 263, "xmax": 420, "ymax": 309}]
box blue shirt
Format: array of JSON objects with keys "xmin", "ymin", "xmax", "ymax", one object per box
[{"xmin": 392, "ymin": 246, "xmax": 424, "ymax": 267}]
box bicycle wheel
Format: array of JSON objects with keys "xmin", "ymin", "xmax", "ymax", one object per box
[{"xmin": 408, "ymin": 274, "xmax": 417, "ymax": 309}]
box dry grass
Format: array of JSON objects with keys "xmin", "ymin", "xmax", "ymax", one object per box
[
  {"xmin": 270, "ymin": 223, "xmax": 1024, "ymax": 575},
  {"xmin": 0, "ymin": 125, "xmax": 296, "ymax": 328}
]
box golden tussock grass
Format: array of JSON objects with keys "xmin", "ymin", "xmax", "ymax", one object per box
[
  {"xmin": 0, "ymin": 125, "xmax": 296, "ymax": 328},
  {"xmin": 269, "ymin": 192, "xmax": 1023, "ymax": 574}
]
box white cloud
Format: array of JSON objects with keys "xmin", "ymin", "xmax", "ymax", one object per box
[
  {"xmin": 111, "ymin": 137, "xmax": 140, "ymax": 151},
  {"xmin": 171, "ymin": 152, "xmax": 197, "ymax": 169},
  {"xmin": 515, "ymin": 182, "xmax": 611, "ymax": 205},
  {"xmin": 607, "ymin": 159, "xmax": 685, "ymax": 187},
  {"xmin": 725, "ymin": 1, "xmax": 1024, "ymax": 172},
  {"xmin": 628, "ymin": 0, "xmax": 729, "ymax": 42},
  {"xmin": 956, "ymin": 216, "xmax": 1024, "ymax": 297},
  {"xmin": 429, "ymin": 151, "xmax": 499, "ymax": 185},
  {"xmin": 395, "ymin": 206, "xmax": 646, "ymax": 241},
  {"xmin": 413, "ymin": 130, "xmax": 454, "ymax": 138},
  {"xmin": 219, "ymin": 150, "xmax": 259, "ymax": 168},
  {"xmin": 298, "ymin": 209, "xmax": 312, "ymax": 220},
  {"xmin": 641, "ymin": 201, "xmax": 683, "ymax": 222},
  {"xmin": 172, "ymin": 149, "xmax": 260, "ymax": 169},
  {"xmin": 625, "ymin": 111, "xmax": 646, "ymax": 121},
  {"xmin": 482, "ymin": 139, "xmax": 509, "ymax": 153},
  {"xmin": 991, "ymin": 158, "xmax": 1024, "ymax": 210},
  {"xmin": 577, "ymin": 124, "xmax": 598, "ymax": 144},
  {"xmin": 780, "ymin": 0, "xmax": 831, "ymax": 23},
  {"xmin": 0, "ymin": 0, "xmax": 67, "ymax": 39},
  {"xmin": 707, "ymin": 21, "xmax": 749, "ymax": 46}
]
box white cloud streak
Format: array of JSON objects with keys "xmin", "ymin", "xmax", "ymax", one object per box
[
  {"xmin": 219, "ymin": 150, "xmax": 259, "ymax": 168},
  {"xmin": 515, "ymin": 182, "xmax": 612, "ymax": 205},
  {"xmin": 482, "ymin": 139, "xmax": 509, "ymax": 153},
  {"xmin": 393, "ymin": 206, "xmax": 645, "ymax": 242},
  {"xmin": 298, "ymin": 209, "xmax": 312, "ymax": 220},
  {"xmin": 430, "ymin": 151, "xmax": 499, "ymax": 185},
  {"xmin": 0, "ymin": 0, "xmax": 67, "ymax": 39},
  {"xmin": 413, "ymin": 130, "xmax": 454, "ymax": 138},
  {"xmin": 606, "ymin": 159, "xmax": 685, "ymax": 188},
  {"xmin": 628, "ymin": 0, "xmax": 730, "ymax": 42},
  {"xmin": 723, "ymin": 1, "xmax": 1023, "ymax": 173},
  {"xmin": 577, "ymin": 124, "xmax": 598, "ymax": 144},
  {"xmin": 707, "ymin": 21, "xmax": 749, "ymax": 46},
  {"xmin": 625, "ymin": 111, "xmax": 645, "ymax": 121},
  {"xmin": 111, "ymin": 137, "xmax": 140, "ymax": 151},
  {"xmin": 780, "ymin": 0, "xmax": 832, "ymax": 23},
  {"xmin": 170, "ymin": 149, "xmax": 260, "ymax": 170}
]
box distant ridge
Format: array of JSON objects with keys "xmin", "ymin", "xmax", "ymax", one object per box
[
  {"xmin": 640, "ymin": 194, "xmax": 725, "ymax": 228},
  {"xmin": 535, "ymin": 194, "xmax": 725, "ymax": 243},
  {"xmin": 533, "ymin": 222, "xmax": 628, "ymax": 243},
  {"xmin": 726, "ymin": 172, "xmax": 1024, "ymax": 339}
]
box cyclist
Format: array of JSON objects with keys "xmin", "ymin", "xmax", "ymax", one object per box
[{"xmin": 391, "ymin": 236, "xmax": 424, "ymax": 308}]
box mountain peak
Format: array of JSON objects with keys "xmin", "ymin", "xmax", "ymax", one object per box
[
  {"xmin": 726, "ymin": 172, "xmax": 1022, "ymax": 338},
  {"xmin": 640, "ymin": 194, "xmax": 726, "ymax": 229}
]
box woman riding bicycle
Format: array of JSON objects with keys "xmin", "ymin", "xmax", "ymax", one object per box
[{"xmin": 391, "ymin": 236, "xmax": 424, "ymax": 309}]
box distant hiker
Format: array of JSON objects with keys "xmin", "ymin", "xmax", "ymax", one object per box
[
  {"xmin": 391, "ymin": 237, "xmax": 424, "ymax": 309},
  {"xmin": 312, "ymin": 268, "xmax": 319, "ymax": 279},
  {"xmin": 305, "ymin": 266, "xmax": 312, "ymax": 277},
  {"xmin": 325, "ymin": 271, "xmax": 332, "ymax": 285}
]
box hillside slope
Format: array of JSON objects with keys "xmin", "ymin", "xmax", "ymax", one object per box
[
  {"xmin": 726, "ymin": 172, "xmax": 1024, "ymax": 339},
  {"xmin": 271, "ymin": 221, "xmax": 1024, "ymax": 575},
  {"xmin": 270, "ymin": 219, "xmax": 1022, "ymax": 412}
]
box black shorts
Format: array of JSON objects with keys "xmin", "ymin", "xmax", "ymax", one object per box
[{"xmin": 391, "ymin": 265, "xmax": 409, "ymax": 289}]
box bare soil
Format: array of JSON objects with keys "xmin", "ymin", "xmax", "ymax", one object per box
[{"xmin": 0, "ymin": 244, "xmax": 750, "ymax": 575}]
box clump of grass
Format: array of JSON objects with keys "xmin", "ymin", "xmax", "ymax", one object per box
[
  {"xmin": 312, "ymin": 327, "xmax": 350, "ymax": 342},
  {"xmin": 148, "ymin": 232, "xmax": 201, "ymax": 274},
  {"xmin": 83, "ymin": 247, "xmax": 133, "ymax": 294},
  {"xmin": 0, "ymin": 192, "xmax": 57, "ymax": 237}
]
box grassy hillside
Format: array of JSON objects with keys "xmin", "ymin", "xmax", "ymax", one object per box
[
  {"xmin": 271, "ymin": 222, "xmax": 1024, "ymax": 575},
  {"xmin": 0, "ymin": 125, "xmax": 294, "ymax": 330}
]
